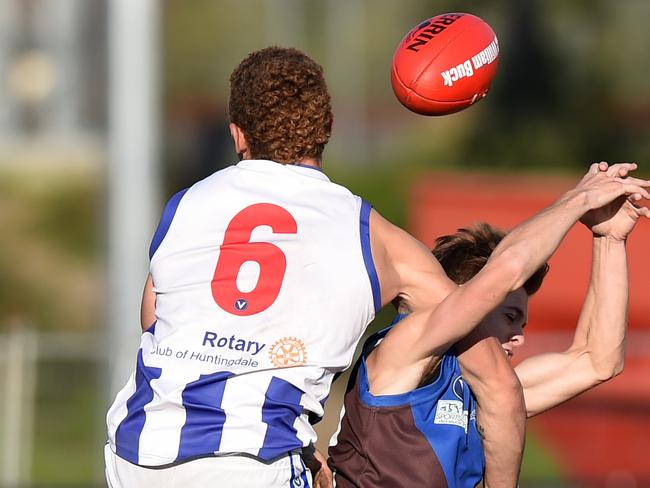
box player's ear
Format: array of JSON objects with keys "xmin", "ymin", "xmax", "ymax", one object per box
[{"xmin": 229, "ymin": 123, "xmax": 249, "ymax": 160}]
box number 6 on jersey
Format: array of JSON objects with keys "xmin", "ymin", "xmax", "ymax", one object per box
[{"xmin": 211, "ymin": 203, "xmax": 297, "ymax": 316}]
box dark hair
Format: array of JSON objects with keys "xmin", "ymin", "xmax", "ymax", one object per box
[
  {"xmin": 417, "ymin": 223, "xmax": 548, "ymax": 388},
  {"xmin": 432, "ymin": 222, "xmax": 548, "ymax": 296},
  {"xmin": 228, "ymin": 46, "xmax": 333, "ymax": 164}
]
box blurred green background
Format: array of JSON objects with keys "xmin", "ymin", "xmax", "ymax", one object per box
[{"xmin": 0, "ymin": 0, "xmax": 648, "ymax": 486}]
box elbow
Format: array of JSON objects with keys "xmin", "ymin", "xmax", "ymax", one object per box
[
  {"xmin": 591, "ymin": 356, "xmax": 625, "ymax": 384},
  {"xmin": 612, "ymin": 357, "xmax": 625, "ymax": 377},
  {"xmin": 490, "ymin": 247, "xmax": 529, "ymax": 291},
  {"xmin": 605, "ymin": 357, "xmax": 625, "ymax": 380},
  {"xmin": 501, "ymin": 373, "xmax": 525, "ymax": 412},
  {"xmin": 479, "ymin": 376, "xmax": 526, "ymax": 428},
  {"xmin": 472, "ymin": 361, "xmax": 524, "ymax": 412}
]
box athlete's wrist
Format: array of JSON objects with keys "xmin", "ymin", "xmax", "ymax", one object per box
[
  {"xmin": 592, "ymin": 234, "xmax": 628, "ymax": 244},
  {"xmin": 558, "ymin": 188, "xmax": 593, "ymax": 217}
]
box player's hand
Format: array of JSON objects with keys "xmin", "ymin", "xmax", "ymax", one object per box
[
  {"xmin": 313, "ymin": 461, "xmax": 334, "ymax": 488},
  {"xmin": 304, "ymin": 447, "xmax": 334, "ymax": 488},
  {"xmin": 571, "ymin": 162, "xmax": 650, "ymax": 212},
  {"xmin": 580, "ymin": 195, "xmax": 650, "ymax": 241}
]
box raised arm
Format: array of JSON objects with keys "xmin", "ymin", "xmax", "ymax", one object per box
[
  {"xmin": 369, "ymin": 208, "xmax": 526, "ymax": 488},
  {"xmin": 368, "ymin": 162, "xmax": 650, "ymax": 488},
  {"xmin": 515, "ymin": 190, "xmax": 649, "ymax": 417},
  {"xmin": 370, "ymin": 163, "xmax": 649, "ymax": 374},
  {"xmin": 370, "ymin": 188, "xmax": 585, "ymax": 488},
  {"xmin": 368, "ymin": 208, "xmax": 526, "ymax": 391}
]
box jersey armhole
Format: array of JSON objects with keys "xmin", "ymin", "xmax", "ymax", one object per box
[
  {"xmin": 360, "ymin": 200, "xmax": 381, "ymax": 313},
  {"xmin": 149, "ymin": 188, "xmax": 189, "ymax": 260}
]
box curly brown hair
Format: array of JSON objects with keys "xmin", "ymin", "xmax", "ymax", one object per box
[
  {"xmin": 228, "ymin": 47, "xmax": 333, "ymax": 164},
  {"xmin": 432, "ymin": 222, "xmax": 549, "ymax": 296}
]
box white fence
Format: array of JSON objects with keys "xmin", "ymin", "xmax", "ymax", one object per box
[{"xmin": 0, "ymin": 326, "xmax": 100, "ymax": 487}]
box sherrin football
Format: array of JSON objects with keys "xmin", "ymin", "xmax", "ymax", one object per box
[{"xmin": 391, "ymin": 13, "xmax": 500, "ymax": 116}]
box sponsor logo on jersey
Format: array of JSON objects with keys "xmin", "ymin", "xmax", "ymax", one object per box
[
  {"xmin": 292, "ymin": 474, "xmax": 304, "ymax": 488},
  {"xmin": 202, "ymin": 330, "xmax": 265, "ymax": 355},
  {"xmin": 452, "ymin": 375, "xmax": 465, "ymax": 400},
  {"xmin": 234, "ymin": 298, "xmax": 248, "ymax": 311},
  {"xmin": 148, "ymin": 331, "xmax": 266, "ymax": 369},
  {"xmin": 434, "ymin": 399, "xmax": 468, "ymax": 431},
  {"xmin": 269, "ymin": 337, "xmax": 308, "ymax": 368}
]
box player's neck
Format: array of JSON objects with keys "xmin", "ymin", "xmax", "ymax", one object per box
[{"xmin": 294, "ymin": 158, "xmax": 322, "ymax": 170}]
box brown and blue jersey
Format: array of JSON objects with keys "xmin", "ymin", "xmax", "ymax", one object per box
[{"xmin": 329, "ymin": 321, "xmax": 484, "ymax": 487}]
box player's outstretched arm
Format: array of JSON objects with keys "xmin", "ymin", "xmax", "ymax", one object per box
[
  {"xmin": 368, "ymin": 208, "xmax": 523, "ymax": 392},
  {"xmin": 370, "ymin": 213, "xmax": 530, "ymax": 488},
  {"xmin": 486, "ymin": 163, "xmax": 649, "ymax": 290},
  {"xmin": 515, "ymin": 187, "xmax": 649, "ymax": 417},
  {"xmin": 369, "ymin": 163, "xmax": 650, "ymax": 488},
  {"xmin": 372, "ymin": 163, "xmax": 650, "ymax": 371}
]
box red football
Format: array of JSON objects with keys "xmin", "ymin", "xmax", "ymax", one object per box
[{"xmin": 391, "ymin": 13, "xmax": 500, "ymax": 116}]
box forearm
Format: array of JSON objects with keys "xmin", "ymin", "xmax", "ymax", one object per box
[
  {"xmin": 457, "ymin": 335, "xmax": 525, "ymax": 488},
  {"xmin": 490, "ymin": 190, "xmax": 588, "ymax": 289},
  {"xmin": 478, "ymin": 391, "xmax": 525, "ymax": 488},
  {"xmin": 551, "ymin": 233, "xmax": 604, "ymax": 351},
  {"xmin": 372, "ymin": 191, "xmax": 592, "ymax": 377},
  {"xmin": 583, "ymin": 235, "xmax": 628, "ymax": 377},
  {"xmin": 516, "ymin": 235, "xmax": 628, "ymax": 416}
]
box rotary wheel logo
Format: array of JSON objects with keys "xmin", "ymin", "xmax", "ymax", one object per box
[{"xmin": 269, "ymin": 337, "xmax": 307, "ymax": 368}]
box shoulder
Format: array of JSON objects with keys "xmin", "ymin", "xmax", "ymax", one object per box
[{"xmin": 368, "ymin": 209, "xmax": 455, "ymax": 311}]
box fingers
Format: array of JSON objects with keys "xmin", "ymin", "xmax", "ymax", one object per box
[
  {"xmin": 637, "ymin": 206, "xmax": 650, "ymax": 218},
  {"xmin": 628, "ymin": 200, "xmax": 650, "ymax": 218},
  {"xmin": 635, "ymin": 206, "xmax": 650, "ymax": 218},
  {"xmin": 613, "ymin": 176, "xmax": 650, "ymax": 205},
  {"xmin": 613, "ymin": 175, "xmax": 650, "ymax": 187},
  {"xmin": 597, "ymin": 180, "xmax": 650, "ymax": 205},
  {"xmin": 592, "ymin": 161, "xmax": 638, "ymax": 177},
  {"xmin": 605, "ymin": 162, "xmax": 637, "ymax": 177},
  {"xmin": 598, "ymin": 177, "xmax": 650, "ymax": 202},
  {"xmin": 622, "ymin": 185, "xmax": 650, "ymax": 200},
  {"xmin": 624, "ymin": 188, "xmax": 650, "ymax": 203},
  {"xmin": 590, "ymin": 162, "xmax": 606, "ymax": 174},
  {"xmin": 594, "ymin": 164, "xmax": 649, "ymax": 201}
]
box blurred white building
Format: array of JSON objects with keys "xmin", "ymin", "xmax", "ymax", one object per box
[{"xmin": 0, "ymin": 0, "xmax": 105, "ymax": 164}]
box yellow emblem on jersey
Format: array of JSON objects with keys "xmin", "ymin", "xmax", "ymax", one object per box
[{"xmin": 268, "ymin": 337, "xmax": 308, "ymax": 368}]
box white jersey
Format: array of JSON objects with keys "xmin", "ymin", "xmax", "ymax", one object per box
[{"xmin": 106, "ymin": 159, "xmax": 379, "ymax": 467}]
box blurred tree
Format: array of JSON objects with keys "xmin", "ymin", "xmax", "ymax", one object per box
[
  {"xmin": 494, "ymin": 0, "xmax": 561, "ymax": 118},
  {"xmin": 459, "ymin": 0, "xmax": 648, "ymax": 171}
]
